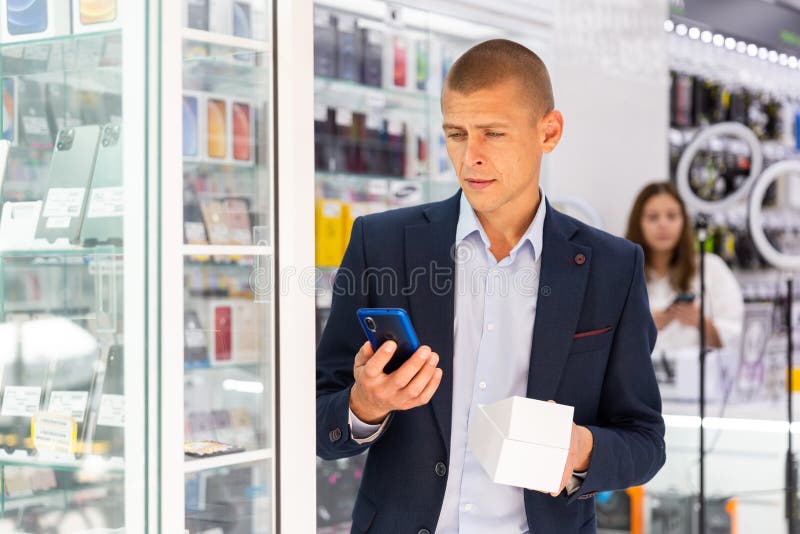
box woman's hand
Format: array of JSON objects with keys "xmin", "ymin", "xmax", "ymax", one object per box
[
  {"xmin": 671, "ymin": 302, "xmax": 700, "ymax": 327},
  {"xmin": 652, "ymin": 308, "xmax": 675, "ymax": 330}
]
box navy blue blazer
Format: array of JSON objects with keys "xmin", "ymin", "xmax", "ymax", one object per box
[{"xmin": 317, "ymin": 190, "xmax": 665, "ymax": 534}]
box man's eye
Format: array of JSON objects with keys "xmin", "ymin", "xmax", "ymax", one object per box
[
  {"xmin": 487, "ymin": 132, "xmax": 505, "ymax": 137},
  {"xmin": 448, "ymin": 132, "xmax": 465, "ymax": 139}
]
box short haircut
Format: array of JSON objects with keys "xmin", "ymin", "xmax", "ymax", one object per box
[{"xmin": 443, "ymin": 39, "xmax": 554, "ymax": 116}]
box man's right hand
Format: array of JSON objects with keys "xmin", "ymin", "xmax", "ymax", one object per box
[{"xmin": 349, "ymin": 340, "xmax": 443, "ymax": 425}]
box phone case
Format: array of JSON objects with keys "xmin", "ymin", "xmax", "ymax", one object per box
[
  {"xmin": 184, "ymin": 0, "xmax": 209, "ymax": 31},
  {"xmin": 73, "ymin": 0, "xmax": 118, "ymax": 33},
  {"xmin": 357, "ymin": 308, "xmax": 420, "ymax": 373},
  {"xmin": 92, "ymin": 344, "xmax": 124, "ymax": 456},
  {"xmin": 18, "ymin": 79, "xmax": 53, "ymax": 148},
  {"xmin": 35, "ymin": 125, "xmax": 101, "ymax": 244},
  {"xmin": 81, "ymin": 124, "xmax": 123, "ymax": 246},
  {"xmin": 207, "ymin": 97, "xmax": 227, "ymax": 159},
  {"xmin": 232, "ymin": 0, "xmax": 251, "ymax": 39}
]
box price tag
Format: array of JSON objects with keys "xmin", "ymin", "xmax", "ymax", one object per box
[
  {"xmin": 1, "ymin": 386, "xmax": 41, "ymax": 417},
  {"xmin": 86, "ymin": 187, "xmax": 124, "ymax": 218},
  {"xmin": 32, "ymin": 412, "xmax": 76, "ymax": 455},
  {"xmin": 42, "ymin": 187, "xmax": 85, "ymax": 218},
  {"xmin": 48, "ymin": 391, "xmax": 89, "ymax": 423},
  {"xmin": 97, "ymin": 394, "xmax": 125, "ymax": 427}
]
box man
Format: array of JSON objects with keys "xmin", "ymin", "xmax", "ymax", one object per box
[{"xmin": 316, "ymin": 39, "xmax": 665, "ymax": 534}]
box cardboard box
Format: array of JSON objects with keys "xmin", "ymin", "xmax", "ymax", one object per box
[{"xmin": 468, "ymin": 396, "xmax": 574, "ymax": 493}]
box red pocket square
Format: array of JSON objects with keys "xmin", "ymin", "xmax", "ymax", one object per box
[{"xmin": 573, "ymin": 326, "xmax": 613, "ymax": 339}]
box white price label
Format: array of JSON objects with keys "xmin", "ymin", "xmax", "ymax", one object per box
[
  {"xmin": 32, "ymin": 412, "xmax": 75, "ymax": 455},
  {"xmin": 97, "ymin": 394, "xmax": 125, "ymax": 427},
  {"xmin": 22, "ymin": 115, "xmax": 49, "ymax": 136},
  {"xmin": 86, "ymin": 187, "xmax": 124, "ymax": 218},
  {"xmin": 42, "ymin": 187, "xmax": 85, "ymax": 218},
  {"xmin": 48, "ymin": 391, "xmax": 89, "ymax": 423},
  {"xmin": 46, "ymin": 216, "xmax": 71, "ymax": 229},
  {"xmin": 1, "ymin": 386, "xmax": 41, "ymax": 417}
]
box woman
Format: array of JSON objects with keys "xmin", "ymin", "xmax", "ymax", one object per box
[{"xmin": 626, "ymin": 182, "xmax": 744, "ymax": 354}]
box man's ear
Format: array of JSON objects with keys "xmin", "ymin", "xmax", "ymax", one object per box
[{"xmin": 540, "ymin": 110, "xmax": 564, "ymax": 153}]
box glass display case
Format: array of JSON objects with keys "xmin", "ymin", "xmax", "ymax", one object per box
[
  {"xmin": 0, "ymin": 1, "xmax": 316, "ymax": 532},
  {"xmin": 0, "ymin": 2, "xmax": 145, "ymax": 533}
]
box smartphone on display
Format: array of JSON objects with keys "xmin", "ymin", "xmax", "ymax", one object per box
[
  {"xmin": 183, "ymin": 95, "xmax": 199, "ymax": 157},
  {"xmin": 671, "ymin": 292, "xmax": 695, "ymax": 306},
  {"xmin": 35, "ymin": 125, "xmax": 102, "ymax": 243},
  {"xmin": 207, "ymin": 98, "xmax": 227, "ymax": 159},
  {"xmin": 6, "ymin": 0, "xmax": 48, "ymax": 36},
  {"xmin": 81, "ymin": 124, "xmax": 123, "ymax": 246},
  {"xmin": 79, "ymin": 0, "xmax": 117, "ymax": 25},
  {"xmin": 357, "ymin": 308, "xmax": 420, "ymax": 373},
  {"xmin": 232, "ymin": 101, "xmax": 251, "ymax": 162},
  {"xmin": 214, "ymin": 304, "xmax": 233, "ymax": 363}
]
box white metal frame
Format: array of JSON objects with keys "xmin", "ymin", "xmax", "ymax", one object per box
[
  {"xmin": 122, "ymin": 0, "xmax": 148, "ymax": 532},
  {"xmin": 275, "ymin": 1, "xmax": 316, "ymax": 532},
  {"xmin": 153, "ymin": 0, "xmax": 318, "ymax": 531}
]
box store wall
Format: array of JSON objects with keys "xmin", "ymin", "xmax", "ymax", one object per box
[{"xmin": 547, "ymin": 0, "xmax": 670, "ymax": 237}]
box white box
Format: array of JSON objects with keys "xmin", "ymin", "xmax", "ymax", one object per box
[
  {"xmin": 72, "ymin": 0, "xmax": 121, "ymax": 34},
  {"xmin": 0, "ymin": 0, "xmax": 70, "ymax": 43},
  {"xmin": 468, "ymin": 396, "xmax": 574, "ymax": 493}
]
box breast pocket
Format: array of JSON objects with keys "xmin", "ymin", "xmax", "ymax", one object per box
[{"xmin": 569, "ymin": 327, "xmax": 614, "ymax": 355}]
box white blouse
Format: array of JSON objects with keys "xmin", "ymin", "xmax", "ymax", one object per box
[{"xmin": 647, "ymin": 253, "xmax": 745, "ymax": 355}]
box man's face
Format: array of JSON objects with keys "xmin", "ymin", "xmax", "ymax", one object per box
[{"xmin": 441, "ymin": 79, "xmax": 562, "ymax": 217}]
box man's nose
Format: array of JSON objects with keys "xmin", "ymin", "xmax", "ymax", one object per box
[{"xmin": 463, "ymin": 138, "xmax": 485, "ymax": 167}]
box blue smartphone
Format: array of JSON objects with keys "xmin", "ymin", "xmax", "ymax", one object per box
[
  {"xmin": 7, "ymin": 0, "xmax": 48, "ymax": 35},
  {"xmin": 357, "ymin": 308, "xmax": 420, "ymax": 373},
  {"xmin": 671, "ymin": 292, "xmax": 695, "ymax": 306}
]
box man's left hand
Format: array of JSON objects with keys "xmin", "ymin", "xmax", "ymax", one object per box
[{"xmin": 550, "ymin": 423, "xmax": 594, "ymax": 497}]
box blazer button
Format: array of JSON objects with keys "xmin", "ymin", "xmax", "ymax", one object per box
[
  {"xmin": 434, "ymin": 462, "xmax": 447, "ymax": 477},
  {"xmin": 418, "ymin": 530, "xmax": 431, "ymax": 534},
  {"xmin": 329, "ymin": 427, "xmax": 342, "ymax": 442},
  {"xmin": 574, "ymin": 253, "xmax": 586, "ymax": 265}
]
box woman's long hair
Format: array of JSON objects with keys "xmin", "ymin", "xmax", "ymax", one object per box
[{"xmin": 625, "ymin": 182, "xmax": 697, "ymax": 293}]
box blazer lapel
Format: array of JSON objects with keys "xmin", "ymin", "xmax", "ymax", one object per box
[
  {"xmin": 405, "ymin": 191, "xmax": 460, "ymax": 456},
  {"xmin": 527, "ymin": 201, "xmax": 592, "ymax": 401}
]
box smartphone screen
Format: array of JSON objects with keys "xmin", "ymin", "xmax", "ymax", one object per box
[
  {"xmin": 80, "ymin": 0, "xmax": 117, "ymax": 25},
  {"xmin": 183, "ymin": 95, "xmax": 198, "ymax": 157},
  {"xmin": 7, "ymin": 0, "xmax": 48, "ymax": 35},
  {"xmin": 232, "ymin": 101, "xmax": 251, "ymax": 161},
  {"xmin": 207, "ymin": 98, "xmax": 227, "ymax": 159}
]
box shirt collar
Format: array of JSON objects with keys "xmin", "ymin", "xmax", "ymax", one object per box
[{"xmin": 455, "ymin": 188, "xmax": 547, "ymax": 261}]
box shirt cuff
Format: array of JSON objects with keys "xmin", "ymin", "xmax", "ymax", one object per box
[
  {"xmin": 565, "ymin": 472, "xmax": 587, "ymax": 495},
  {"xmin": 348, "ymin": 408, "xmax": 389, "ymax": 444}
]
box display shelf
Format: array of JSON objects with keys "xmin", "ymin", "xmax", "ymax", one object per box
[
  {"xmin": 183, "ymin": 448, "xmax": 272, "ymax": 474},
  {"xmin": 316, "ymin": 170, "xmax": 426, "ymax": 183},
  {"xmin": 314, "ymin": 76, "xmax": 435, "ymax": 114},
  {"xmin": 183, "ymin": 41, "xmax": 271, "ymax": 97},
  {"xmin": 184, "ymin": 361, "xmax": 262, "ymax": 372},
  {"xmin": 0, "ymin": 454, "xmax": 124, "ymax": 475},
  {"xmin": 0, "ymin": 31, "xmax": 122, "ymax": 77},
  {"xmin": 181, "ymin": 245, "xmax": 272, "ymax": 257},
  {"xmin": 182, "ymin": 29, "xmax": 271, "ymax": 53},
  {"xmin": 2, "ymin": 481, "xmax": 120, "ymax": 514},
  {"xmin": 0, "ymin": 246, "xmax": 122, "ymax": 259}
]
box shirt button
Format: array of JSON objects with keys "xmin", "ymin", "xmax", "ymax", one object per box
[
  {"xmin": 487, "ymin": 323, "xmax": 495, "ymax": 331},
  {"xmin": 328, "ymin": 428, "xmax": 342, "ymax": 442},
  {"xmin": 418, "ymin": 530, "xmax": 431, "ymax": 534},
  {"xmin": 464, "ymin": 503, "xmax": 473, "ymax": 512},
  {"xmin": 434, "ymin": 462, "xmax": 447, "ymax": 477},
  {"xmin": 479, "ymin": 381, "xmax": 487, "ymax": 390}
]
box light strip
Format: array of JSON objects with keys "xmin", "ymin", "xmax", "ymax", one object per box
[
  {"xmin": 664, "ymin": 414, "xmax": 800, "ymax": 434},
  {"xmin": 666, "ymin": 19, "xmax": 800, "ymax": 71}
]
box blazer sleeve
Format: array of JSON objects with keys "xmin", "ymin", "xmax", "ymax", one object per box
[
  {"xmin": 316, "ymin": 216, "xmax": 392, "ymax": 460},
  {"xmin": 569, "ymin": 244, "xmax": 666, "ymax": 501}
]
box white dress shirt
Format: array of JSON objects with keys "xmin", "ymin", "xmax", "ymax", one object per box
[
  {"xmin": 647, "ymin": 253, "xmax": 744, "ymax": 354},
  {"xmin": 349, "ymin": 190, "xmax": 583, "ymax": 532}
]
